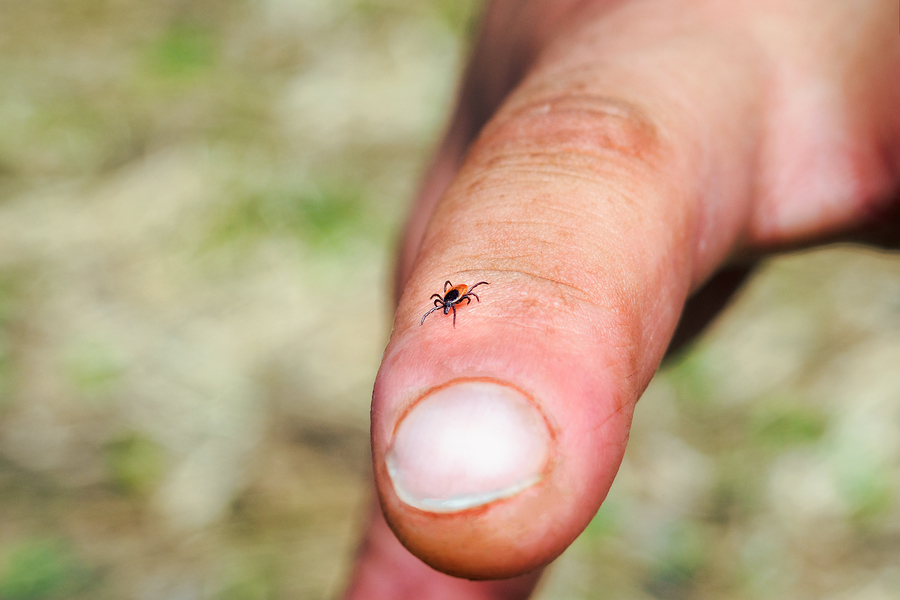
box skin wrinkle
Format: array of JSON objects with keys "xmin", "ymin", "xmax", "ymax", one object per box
[
  {"xmin": 487, "ymin": 252, "xmax": 578, "ymax": 266},
  {"xmin": 466, "ymin": 163, "xmax": 657, "ymax": 192},
  {"xmin": 459, "ymin": 151, "xmax": 663, "ymax": 203},
  {"xmin": 540, "ymin": 201, "xmax": 611, "ymax": 223},
  {"xmin": 470, "ymin": 211, "xmax": 586, "ymax": 233},
  {"xmin": 473, "ymin": 122, "xmax": 665, "ymax": 179},
  {"xmin": 468, "ymin": 221, "xmax": 582, "ymax": 249},
  {"xmin": 433, "ymin": 183, "xmax": 670, "ymax": 269},
  {"xmin": 492, "ymin": 319, "xmax": 587, "ymax": 343},
  {"xmin": 463, "ymin": 187, "xmax": 642, "ymax": 234},
  {"xmin": 474, "ymin": 240, "xmax": 618, "ymax": 280},
  {"xmin": 481, "ymin": 219, "xmax": 584, "ymax": 235},
  {"xmin": 479, "ymin": 134, "xmax": 664, "ymax": 175},
  {"xmin": 461, "ymin": 160, "xmax": 653, "ymax": 197},
  {"xmin": 585, "ymin": 390, "xmax": 634, "ymax": 435},
  {"xmin": 418, "ymin": 216, "xmax": 626, "ymax": 284},
  {"xmin": 494, "ymin": 268, "xmax": 596, "ymax": 305},
  {"xmin": 477, "ymin": 250, "xmax": 630, "ymax": 309},
  {"xmin": 466, "ymin": 92, "xmax": 669, "ymax": 182},
  {"xmin": 454, "ymin": 176, "xmax": 685, "ymax": 248},
  {"xmin": 489, "ymin": 94, "xmax": 664, "ymax": 166},
  {"xmin": 481, "ymin": 155, "xmax": 639, "ymax": 175}
]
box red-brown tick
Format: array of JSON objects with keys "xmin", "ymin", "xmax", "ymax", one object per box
[{"xmin": 420, "ymin": 280, "xmax": 489, "ymax": 327}]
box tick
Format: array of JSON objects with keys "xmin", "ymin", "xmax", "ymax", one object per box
[{"xmin": 420, "ymin": 280, "xmax": 489, "ymax": 327}]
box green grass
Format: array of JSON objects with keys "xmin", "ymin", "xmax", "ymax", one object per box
[
  {"xmin": 583, "ymin": 499, "xmax": 621, "ymax": 541},
  {"xmin": 146, "ymin": 21, "xmax": 219, "ymax": 80},
  {"xmin": 104, "ymin": 433, "xmax": 165, "ymax": 496},
  {"xmin": 0, "ymin": 540, "xmax": 92, "ymax": 600},
  {"xmin": 216, "ymin": 564, "xmax": 277, "ymax": 600},
  {"xmin": 64, "ymin": 338, "xmax": 124, "ymax": 398},
  {"xmin": 666, "ymin": 346, "xmax": 718, "ymax": 407},
  {"xmin": 750, "ymin": 400, "xmax": 827, "ymax": 450},
  {"xmin": 838, "ymin": 463, "xmax": 894, "ymax": 524},
  {"xmin": 645, "ymin": 522, "xmax": 708, "ymax": 597},
  {"xmin": 0, "ymin": 273, "xmax": 22, "ymax": 408},
  {"xmin": 208, "ymin": 181, "xmax": 370, "ymax": 250}
]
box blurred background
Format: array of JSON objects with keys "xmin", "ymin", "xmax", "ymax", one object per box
[{"xmin": 1, "ymin": 1, "xmax": 899, "ymax": 599}]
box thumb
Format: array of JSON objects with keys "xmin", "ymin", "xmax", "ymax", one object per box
[{"xmin": 372, "ymin": 4, "xmax": 761, "ymax": 580}]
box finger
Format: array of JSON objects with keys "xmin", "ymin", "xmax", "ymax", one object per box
[
  {"xmin": 343, "ymin": 499, "xmax": 541, "ymax": 600},
  {"xmin": 374, "ymin": 0, "xmax": 899, "ymax": 583},
  {"xmin": 375, "ymin": 3, "xmax": 761, "ymax": 579}
]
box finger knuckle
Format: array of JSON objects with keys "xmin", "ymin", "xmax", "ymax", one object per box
[{"xmin": 471, "ymin": 94, "xmax": 665, "ymax": 179}]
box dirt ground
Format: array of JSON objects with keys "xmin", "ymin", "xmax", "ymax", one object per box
[{"xmin": 1, "ymin": 1, "xmax": 899, "ymax": 599}]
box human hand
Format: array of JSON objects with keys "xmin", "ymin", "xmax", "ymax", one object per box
[{"xmin": 346, "ymin": 0, "xmax": 899, "ymax": 596}]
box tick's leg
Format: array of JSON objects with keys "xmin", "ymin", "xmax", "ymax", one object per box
[
  {"xmin": 462, "ymin": 296, "xmax": 472, "ymax": 306},
  {"xmin": 430, "ymin": 294, "xmax": 442, "ymax": 302},
  {"xmin": 434, "ymin": 298, "xmax": 443, "ymax": 307},
  {"xmin": 444, "ymin": 280, "xmax": 452, "ymax": 292},
  {"xmin": 420, "ymin": 305, "xmax": 441, "ymax": 325},
  {"xmin": 468, "ymin": 281, "xmax": 489, "ymax": 293},
  {"xmin": 451, "ymin": 304, "xmax": 457, "ymax": 327},
  {"xmin": 468, "ymin": 292, "xmax": 480, "ymax": 302}
]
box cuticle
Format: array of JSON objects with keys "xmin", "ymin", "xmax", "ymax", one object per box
[{"xmin": 390, "ymin": 376, "xmax": 556, "ymax": 442}]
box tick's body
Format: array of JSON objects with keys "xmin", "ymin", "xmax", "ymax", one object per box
[{"xmin": 420, "ymin": 280, "xmax": 489, "ymax": 327}]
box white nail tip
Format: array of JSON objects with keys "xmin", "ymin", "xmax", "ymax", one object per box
[
  {"xmin": 386, "ymin": 462, "xmax": 543, "ymax": 511},
  {"xmin": 385, "ymin": 381, "xmax": 551, "ymax": 513}
]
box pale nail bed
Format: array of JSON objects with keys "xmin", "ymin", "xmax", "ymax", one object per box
[{"xmin": 385, "ymin": 380, "xmax": 552, "ymax": 512}]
